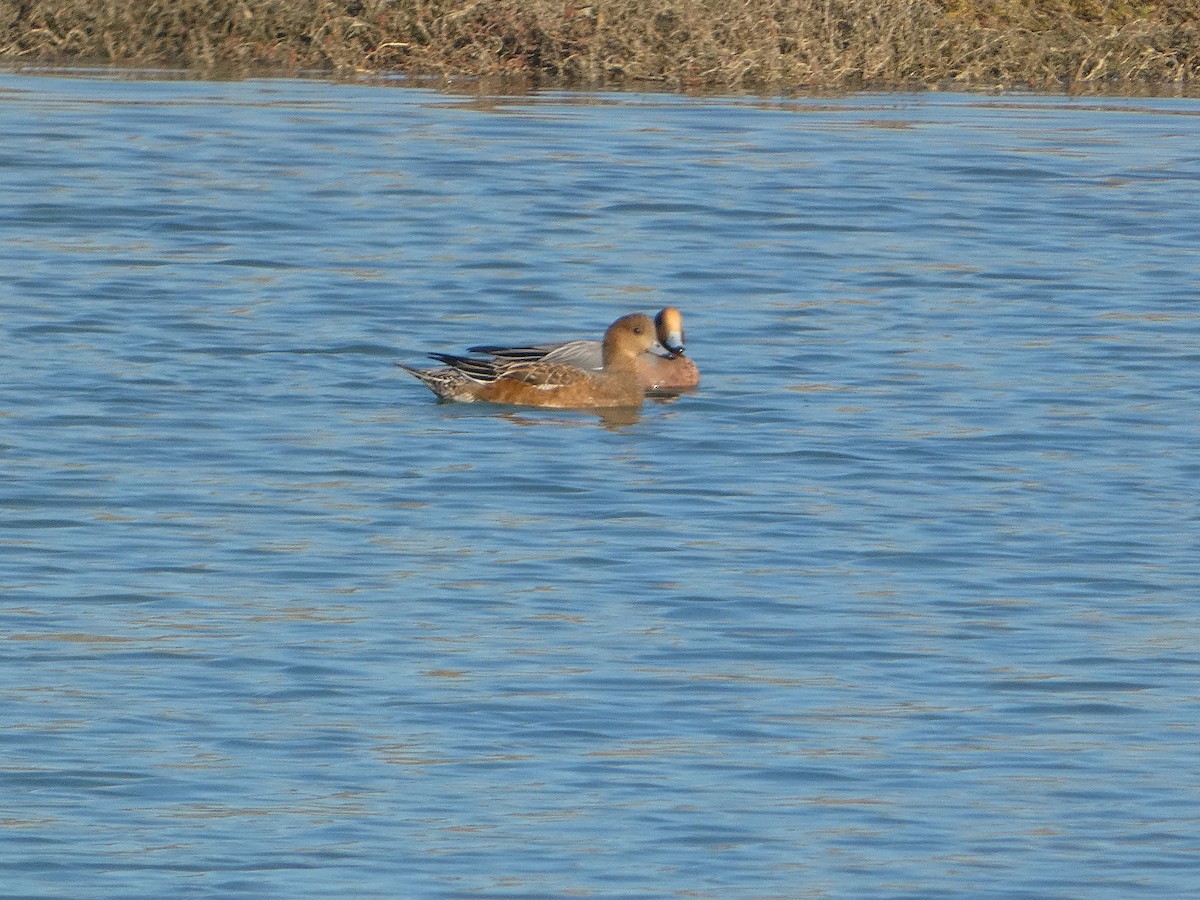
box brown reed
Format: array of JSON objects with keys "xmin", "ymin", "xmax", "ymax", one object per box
[{"xmin": 2, "ymin": 1, "xmax": 1198, "ymax": 92}]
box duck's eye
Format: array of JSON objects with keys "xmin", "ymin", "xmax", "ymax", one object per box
[{"xmin": 633, "ymin": 326, "xmax": 643, "ymax": 334}]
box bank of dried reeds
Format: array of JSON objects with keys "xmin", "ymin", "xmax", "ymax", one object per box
[{"xmin": 2, "ymin": 1, "xmax": 1198, "ymax": 92}]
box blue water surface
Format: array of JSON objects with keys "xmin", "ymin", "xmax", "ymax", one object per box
[{"xmin": 1, "ymin": 71, "xmax": 1198, "ymax": 898}]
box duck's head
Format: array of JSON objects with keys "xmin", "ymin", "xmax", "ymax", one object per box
[
  {"xmin": 603, "ymin": 313, "xmax": 665, "ymax": 366},
  {"xmin": 655, "ymin": 306, "xmax": 686, "ymax": 356}
]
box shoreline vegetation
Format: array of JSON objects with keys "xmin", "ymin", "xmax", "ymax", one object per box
[{"xmin": 2, "ymin": 1, "xmax": 1199, "ymax": 95}]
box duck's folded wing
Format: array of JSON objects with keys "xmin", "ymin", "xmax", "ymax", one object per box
[
  {"xmin": 503, "ymin": 361, "xmax": 593, "ymax": 389},
  {"xmin": 430, "ymin": 354, "xmax": 592, "ymax": 390},
  {"xmin": 466, "ymin": 339, "xmax": 603, "ymax": 370}
]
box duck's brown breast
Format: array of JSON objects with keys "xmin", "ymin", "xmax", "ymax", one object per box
[{"xmin": 637, "ymin": 354, "xmax": 701, "ymax": 392}]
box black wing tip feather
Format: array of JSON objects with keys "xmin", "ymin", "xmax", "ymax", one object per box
[
  {"xmin": 467, "ymin": 345, "xmax": 546, "ymax": 362},
  {"xmin": 429, "ymin": 352, "xmax": 499, "ymax": 382}
]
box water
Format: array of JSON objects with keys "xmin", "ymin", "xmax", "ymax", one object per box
[{"xmin": 1, "ymin": 71, "xmax": 1198, "ymax": 898}]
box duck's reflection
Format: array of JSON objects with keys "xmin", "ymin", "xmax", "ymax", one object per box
[{"xmin": 497, "ymin": 406, "xmax": 642, "ymax": 431}]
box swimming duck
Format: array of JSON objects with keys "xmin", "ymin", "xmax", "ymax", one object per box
[
  {"xmin": 400, "ymin": 313, "xmax": 666, "ymax": 408},
  {"xmin": 467, "ymin": 306, "xmax": 700, "ymax": 392}
]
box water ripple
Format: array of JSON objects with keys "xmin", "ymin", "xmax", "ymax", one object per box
[{"xmin": 1, "ymin": 73, "xmax": 1199, "ymax": 898}]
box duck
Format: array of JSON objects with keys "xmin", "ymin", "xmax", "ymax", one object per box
[
  {"xmin": 399, "ymin": 313, "xmax": 666, "ymax": 408},
  {"xmin": 467, "ymin": 306, "xmax": 700, "ymax": 393}
]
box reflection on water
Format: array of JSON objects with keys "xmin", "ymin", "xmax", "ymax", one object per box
[{"xmin": 1, "ymin": 71, "xmax": 1199, "ymax": 898}]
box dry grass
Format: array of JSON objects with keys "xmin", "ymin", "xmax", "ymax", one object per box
[{"xmin": 2, "ymin": 1, "xmax": 1198, "ymax": 92}]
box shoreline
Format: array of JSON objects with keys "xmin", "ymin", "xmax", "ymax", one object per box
[
  {"xmin": 3, "ymin": 62, "xmax": 1197, "ymax": 103},
  {"xmin": 2, "ymin": 1, "xmax": 1198, "ymax": 98}
]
